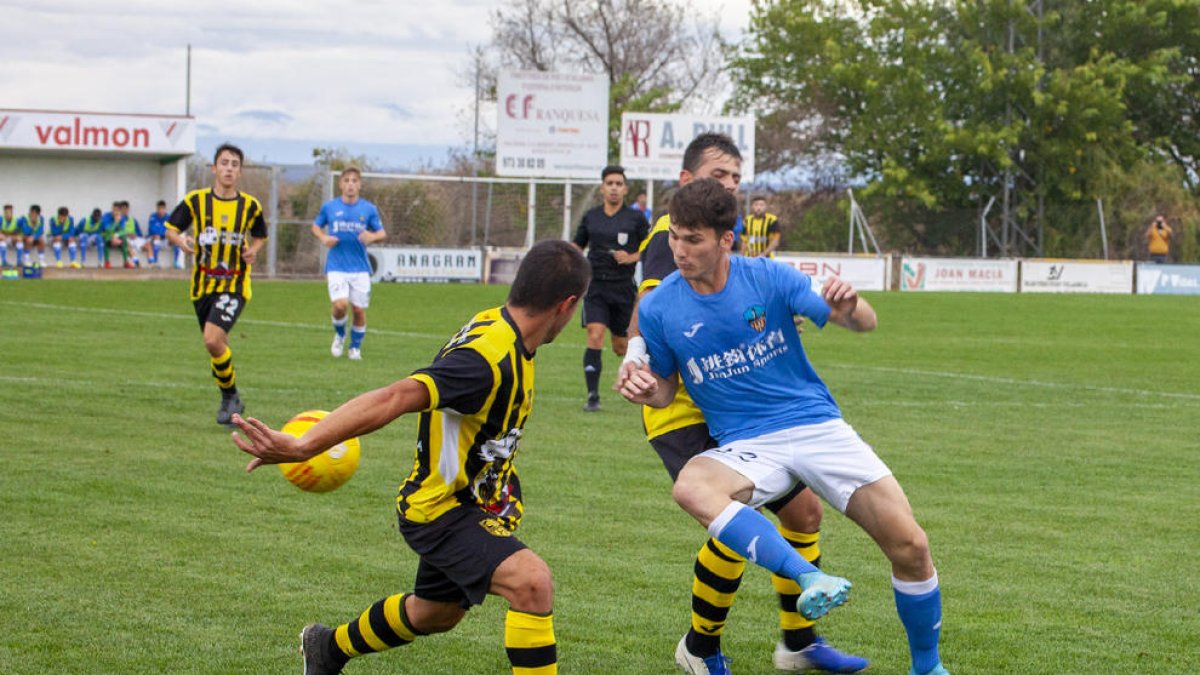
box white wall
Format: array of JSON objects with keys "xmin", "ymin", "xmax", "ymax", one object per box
[{"xmin": 0, "ymin": 154, "xmax": 188, "ymax": 223}]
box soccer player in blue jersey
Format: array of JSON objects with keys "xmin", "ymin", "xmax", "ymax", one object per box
[
  {"xmin": 142, "ymin": 200, "xmax": 172, "ymax": 267},
  {"xmin": 313, "ymin": 167, "xmax": 387, "ymax": 361},
  {"xmin": 619, "ymin": 178, "xmax": 949, "ymax": 675},
  {"xmin": 76, "ymin": 208, "xmax": 105, "ymax": 267},
  {"xmin": 48, "ymin": 206, "xmax": 79, "ymax": 268},
  {"xmin": 18, "ymin": 204, "xmax": 47, "ymax": 267},
  {"xmin": 1, "ymin": 204, "xmax": 23, "ymax": 267}
]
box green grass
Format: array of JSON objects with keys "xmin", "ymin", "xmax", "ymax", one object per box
[{"xmin": 1, "ymin": 279, "xmax": 1197, "ymax": 674}]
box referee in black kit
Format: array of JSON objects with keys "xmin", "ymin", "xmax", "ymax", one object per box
[{"xmin": 572, "ymin": 164, "xmax": 649, "ymax": 412}]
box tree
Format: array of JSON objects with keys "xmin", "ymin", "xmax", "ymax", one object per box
[
  {"xmin": 484, "ymin": 0, "xmax": 726, "ymax": 157},
  {"xmin": 730, "ymin": 0, "xmax": 1199, "ymax": 257}
]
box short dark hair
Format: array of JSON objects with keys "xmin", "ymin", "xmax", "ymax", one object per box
[
  {"xmin": 601, "ymin": 164, "xmax": 626, "ymax": 181},
  {"xmin": 57, "ymin": 206, "xmax": 69, "ymax": 216},
  {"xmin": 508, "ymin": 239, "xmax": 590, "ymax": 311},
  {"xmin": 214, "ymin": 142, "xmax": 244, "ymax": 164},
  {"xmin": 668, "ymin": 178, "xmax": 738, "ymax": 236},
  {"xmin": 91, "ymin": 208, "xmax": 102, "ymax": 218},
  {"xmin": 29, "ymin": 204, "xmax": 41, "ymax": 214},
  {"xmin": 682, "ymin": 133, "xmax": 742, "ymax": 174},
  {"xmin": 341, "ymin": 166, "xmax": 362, "ymax": 179},
  {"xmin": 119, "ymin": 201, "xmax": 130, "ymax": 208},
  {"xmin": 112, "ymin": 201, "xmax": 121, "ymax": 208},
  {"xmin": 156, "ymin": 200, "xmax": 167, "ymax": 208},
  {"xmin": 751, "ymin": 194, "xmax": 768, "ymax": 204},
  {"xmin": 3, "ymin": 204, "xmax": 11, "ymax": 210}
]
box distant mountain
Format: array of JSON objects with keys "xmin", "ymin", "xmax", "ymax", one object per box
[{"xmin": 197, "ymin": 135, "xmax": 456, "ymax": 171}]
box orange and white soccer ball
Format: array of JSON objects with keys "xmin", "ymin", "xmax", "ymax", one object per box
[{"xmin": 277, "ymin": 410, "xmax": 361, "ymax": 493}]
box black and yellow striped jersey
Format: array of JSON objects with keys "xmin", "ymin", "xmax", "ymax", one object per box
[
  {"xmin": 637, "ymin": 213, "xmax": 706, "ymax": 439},
  {"xmin": 399, "ymin": 306, "xmax": 535, "ymax": 531},
  {"xmin": 741, "ymin": 212, "xmax": 781, "ymax": 257},
  {"xmin": 166, "ymin": 188, "xmax": 267, "ymax": 300}
]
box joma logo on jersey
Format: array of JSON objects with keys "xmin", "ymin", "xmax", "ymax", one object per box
[{"xmin": 743, "ymin": 304, "xmax": 767, "ymax": 331}]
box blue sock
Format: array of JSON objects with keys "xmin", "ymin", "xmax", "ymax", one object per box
[
  {"xmin": 350, "ymin": 326, "xmax": 366, "ymax": 350},
  {"xmin": 894, "ymin": 573, "xmax": 942, "ymax": 674},
  {"xmin": 332, "ymin": 317, "xmax": 347, "ymax": 338},
  {"xmin": 708, "ymin": 502, "xmax": 818, "ymax": 579},
  {"xmin": 1, "ymin": 241, "xmax": 7, "ymax": 266},
  {"xmin": 151, "ymin": 240, "xmax": 161, "ymax": 263}
]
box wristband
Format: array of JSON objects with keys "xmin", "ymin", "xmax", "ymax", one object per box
[{"xmin": 622, "ymin": 335, "xmax": 649, "ymax": 367}]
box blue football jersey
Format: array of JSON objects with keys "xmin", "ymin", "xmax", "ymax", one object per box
[
  {"xmin": 638, "ymin": 255, "xmax": 841, "ymax": 443},
  {"xmin": 314, "ymin": 198, "xmax": 383, "ymax": 274}
]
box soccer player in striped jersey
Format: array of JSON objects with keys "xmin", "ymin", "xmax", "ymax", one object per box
[
  {"xmin": 741, "ymin": 195, "xmax": 782, "ymax": 258},
  {"xmin": 165, "ymin": 143, "xmax": 268, "ymax": 426},
  {"xmin": 624, "ymin": 133, "xmax": 866, "ymax": 674},
  {"xmin": 230, "ymin": 239, "xmax": 590, "ymax": 675}
]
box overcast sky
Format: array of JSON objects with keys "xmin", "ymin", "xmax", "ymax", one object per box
[{"xmin": 1, "ymin": 0, "xmax": 751, "ymax": 165}]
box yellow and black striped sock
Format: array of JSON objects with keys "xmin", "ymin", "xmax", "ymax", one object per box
[
  {"xmin": 210, "ymin": 346, "xmax": 236, "ymax": 392},
  {"xmin": 772, "ymin": 526, "xmax": 822, "ymax": 651},
  {"xmin": 505, "ymin": 609, "xmax": 556, "ymax": 674},
  {"xmin": 687, "ymin": 537, "xmax": 747, "ymax": 657},
  {"xmin": 332, "ymin": 593, "xmax": 419, "ymax": 661}
]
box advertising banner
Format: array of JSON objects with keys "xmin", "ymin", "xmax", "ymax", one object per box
[
  {"xmin": 774, "ymin": 254, "xmax": 889, "ymax": 291},
  {"xmin": 619, "ymin": 112, "xmax": 755, "ymax": 181},
  {"xmin": 1020, "ymin": 259, "xmax": 1133, "ymax": 294},
  {"xmin": 495, "ymin": 71, "xmax": 609, "ymax": 179},
  {"xmin": 1136, "ymin": 263, "xmax": 1200, "ymax": 295},
  {"xmin": 0, "ymin": 109, "xmax": 195, "ymax": 156},
  {"xmin": 900, "ymin": 257, "xmax": 1018, "ymax": 292},
  {"xmin": 371, "ymin": 247, "xmax": 483, "ymax": 283}
]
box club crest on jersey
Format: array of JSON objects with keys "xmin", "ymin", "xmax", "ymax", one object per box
[
  {"xmin": 617, "ymin": 232, "xmax": 628, "ymax": 246},
  {"xmin": 743, "ymin": 304, "xmax": 767, "ymax": 331},
  {"xmin": 220, "ymin": 214, "xmax": 229, "ymax": 225}
]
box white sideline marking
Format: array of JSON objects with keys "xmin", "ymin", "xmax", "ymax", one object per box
[{"xmin": 5, "ymin": 300, "xmax": 1196, "ymax": 401}]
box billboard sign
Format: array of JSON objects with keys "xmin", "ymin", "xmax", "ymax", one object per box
[
  {"xmin": 1136, "ymin": 263, "xmax": 1200, "ymax": 295},
  {"xmin": 371, "ymin": 247, "xmax": 483, "ymax": 283},
  {"xmin": 901, "ymin": 257, "xmax": 1018, "ymax": 292},
  {"xmin": 1020, "ymin": 259, "xmax": 1133, "ymax": 294},
  {"xmin": 774, "ymin": 254, "xmax": 889, "ymax": 291},
  {"xmin": 0, "ymin": 109, "xmax": 195, "ymax": 156},
  {"xmin": 620, "ymin": 112, "xmax": 755, "ymax": 181},
  {"xmin": 495, "ymin": 71, "xmax": 609, "ymax": 179}
]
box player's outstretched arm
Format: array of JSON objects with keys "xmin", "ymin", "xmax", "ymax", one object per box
[
  {"xmin": 231, "ymin": 378, "xmax": 432, "ymax": 472},
  {"xmin": 823, "ymin": 276, "xmax": 877, "ymax": 333}
]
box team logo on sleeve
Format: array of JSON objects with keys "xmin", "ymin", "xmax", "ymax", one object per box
[{"xmin": 743, "ymin": 304, "xmax": 767, "ymax": 331}]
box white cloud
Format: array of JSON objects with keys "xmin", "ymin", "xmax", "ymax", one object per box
[{"xmin": 0, "ymin": 0, "xmax": 751, "ymax": 159}]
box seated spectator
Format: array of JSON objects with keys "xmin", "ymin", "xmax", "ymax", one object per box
[
  {"xmin": 18, "ymin": 204, "xmax": 47, "ymax": 267},
  {"xmin": 0, "ymin": 204, "xmax": 23, "ymax": 267},
  {"xmin": 49, "ymin": 206, "xmax": 79, "ymax": 268},
  {"xmin": 76, "ymin": 208, "xmax": 106, "ymax": 267},
  {"xmin": 142, "ymin": 200, "xmax": 175, "ymax": 267},
  {"xmin": 101, "ymin": 201, "xmax": 135, "ymax": 269}
]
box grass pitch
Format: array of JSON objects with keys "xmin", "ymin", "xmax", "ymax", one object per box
[{"xmin": 0, "ymin": 279, "xmax": 1196, "ymax": 674}]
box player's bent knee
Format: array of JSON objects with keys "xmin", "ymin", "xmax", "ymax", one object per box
[{"xmin": 494, "ymin": 551, "xmax": 554, "ymax": 613}]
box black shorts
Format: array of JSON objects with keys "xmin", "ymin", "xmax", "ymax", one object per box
[
  {"xmin": 193, "ymin": 292, "xmax": 247, "ymax": 332},
  {"xmin": 650, "ymin": 423, "xmax": 807, "ymax": 514},
  {"xmin": 581, "ymin": 278, "xmax": 635, "ymax": 337},
  {"xmin": 399, "ymin": 506, "xmax": 528, "ymax": 609}
]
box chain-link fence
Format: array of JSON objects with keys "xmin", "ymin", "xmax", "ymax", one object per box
[{"xmin": 186, "ymin": 159, "xmax": 1198, "ymax": 277}]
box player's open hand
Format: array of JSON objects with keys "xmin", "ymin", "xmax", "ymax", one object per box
[{"xmin": 230, "ymin": 414, "xmax": 306, "ymax": 472}]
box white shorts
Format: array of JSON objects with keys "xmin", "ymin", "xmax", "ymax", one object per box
[
  {"xmin": 327, "ymin": 271, "xmax": 372, "ymax": 307},
  {"xmin": 701, "ymin": 419, "xmax": 892, "ymax": 513}
]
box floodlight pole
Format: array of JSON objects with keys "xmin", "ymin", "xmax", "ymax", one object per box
[{"xmin": 185, "ymin": 44, "xmax": 192, "ymax": 115}]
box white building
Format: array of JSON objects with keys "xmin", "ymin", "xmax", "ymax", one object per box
[{"xmin": 0, "ymin": 108, "xmax": 194, "ymax": 222}]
